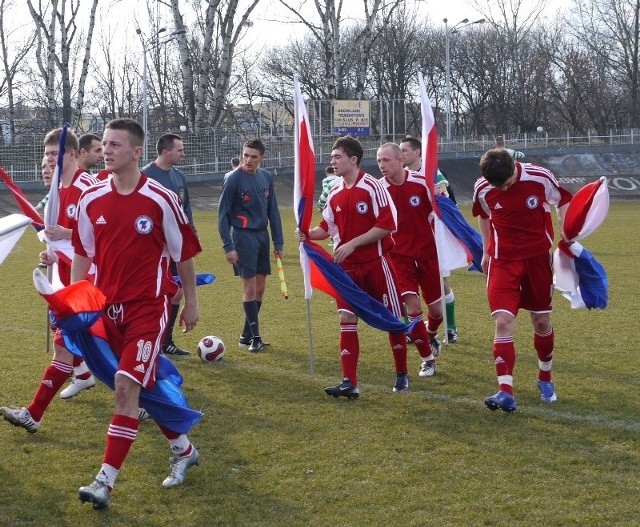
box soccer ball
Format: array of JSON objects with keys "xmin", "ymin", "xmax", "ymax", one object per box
[{"xmin": 197, "ymin": 336, "xmax": 225, "ymax": 362}]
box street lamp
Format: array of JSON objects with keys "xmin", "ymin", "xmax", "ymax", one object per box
[
  {"xmin": 136, "ymin": 27, "xmax": 185, "ymax": 164},
  {"xmin": 444, "ymin": 17, "xmax": 485, "ymax": 143}
]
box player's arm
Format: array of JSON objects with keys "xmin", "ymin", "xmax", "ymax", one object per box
[
  {"xmin": 44, "ymin": 225, "xmax": 73, "ymax": 241},
  {"xmin": 333, "ymin": 226, "xmax": 391, "ymax": 264},
  {"xmin": 478, "ymin": 217, "xmax": 492, "ymax": 274},
  {"xmin": 176, "ymin": 258, "xmax": 199, "ymax": 333},
  {"xmin": 296, "ymin": 225, "xmax": 329, "ymax": 242},
  {"xmin": 71, "ymin": 254, "xmax": 93, "ymax": 283}
]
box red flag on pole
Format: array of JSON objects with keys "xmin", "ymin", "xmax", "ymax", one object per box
[{"xmin": 418, "ymin": 72, "xmax": 440, "ymax": 217}]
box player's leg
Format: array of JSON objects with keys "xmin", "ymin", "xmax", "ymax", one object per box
[
  {"xmin": 442, "ymin": 275, "xmax": 458, "ymax": 343},
  {"xmin": 324, "ymin": 309, "xmax": 360, "ymax": 399},
  {"xmin": 158, "ymin": 424, "xmax": 200, "ymax": 488},
  {"xmin": 484, "ymin": 258, "xmax": 521, "ymax": 412},
  {"xmin": 418, "ymin": 256, "xmax": 444, "ymax": 358},
  {"xmin": 162, "ymin": 260, "xmax": 189, "ymax": 356},
  {"xmin": 523, "ymin": 253, "xmax": 557, "ymax": 402},
  {"xmin": 240, "ymin": 273, "xmax": 270, "ymax": 349},
  {"xmin": 1, "ymin": 335, "xmax": 73, "ymax": 432}
]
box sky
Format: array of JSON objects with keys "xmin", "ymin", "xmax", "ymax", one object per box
[{"xmin": 105, "ymin": 0, "xmax": 568, "ymax": 48}]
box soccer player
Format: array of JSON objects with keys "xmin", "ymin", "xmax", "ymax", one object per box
[
  {"xmin": 472, "ymin": 148, "xmax": 572, "ymax": 412},
  {"xmin": 378, "ymin": 143, "xmax": 442, "ymax": 377},
  {"xmin": 296, "ymin": 136, "xmax": 409, "ymax": 398},
  {"xmin": 143, "ymin": 133, "xmax": 197, "ymax": 357},
  {"xmin": 0, "ymin": 128, "xmax": 98, "ymax": 431},
  {"xmin": 218, "ymin": 138, "xmax": 284, "ymax": 353},
  {"xmin": 78, "ymin": 133, "xmax": 104, "ymax": 173},
  {"xmin": 72, "ymin": 118, "xmax": 202, "ymax": 509},
  {"xmin": 317, "ymin": 165, "xmax": 339, "ymax": 211},
  {"xmin": 400, "ymin": 136, "xmax": 459, "ymax": 343},
  {"xmin": 35, "ymin": 156, "xmax": 52, "ymax": 210},
  {"xmin": 223, "ymin": 156, "xmax": 240, "ymax": 183}
]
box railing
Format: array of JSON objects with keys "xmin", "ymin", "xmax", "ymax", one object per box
[{"xmin": 2, "ymin": 129, "xmax": 639, "ymax": 184}]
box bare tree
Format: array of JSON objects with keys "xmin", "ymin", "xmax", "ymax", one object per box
[
  {"xmin": 0, "ymin": 0, "xmax": 37, "ymax": 143},
  {"xmin": 165, "ymin": 0, "xmax": 260, "ymax": 131},
  {"xmin": 27, "ymin": 0, "xmax": 100, "ymax": 126},
  {"xmin": 277, "ymin": 0, "xmax": 408, "ymax": 100}
]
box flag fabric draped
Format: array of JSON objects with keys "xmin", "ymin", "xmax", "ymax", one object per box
[
  {"xmin": 173, "ymin": 273, "xmax": 216, "ymax": 288},
  {"xmin": 293, "ymin": 75, "xmax": 414, "ymax": 334},
  {"xmin": 33, "ymin": 269, "xmax": 203, "ymax": 433},
  {"xmin": 418, "ymin": 72, "xmax": 440, "ymax": 217},
  {"xmin": 435, "ymin": 195, "xmax": 484, "ymax": 272},
  {"xmin": 0, "ymin": 168, "xmax": 45, "ymax": 230},
  {"xmin": 0, "ymin": 214, "xmax": 31, "ymax": 265},
  {"xmin": 304, "ymin": 241, "xmax": 416, "ymax": 333},
  {"xmin": 553, "ymin": 177, "xmax": 609, "ymax": 309}
]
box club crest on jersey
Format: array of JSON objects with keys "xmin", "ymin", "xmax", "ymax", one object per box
[
  {"xmin": 66, "ymin": 204, "xmax": 77, "ymax": 218},
  {"xmin": 526, "ymin": 195, "xmax": 539, "ymax": 209},
  {"xmin": 356, "ymin": 201, "xmax": 368, "ymax": 214},
  {"xmin": 134, "ymin": 215, "xmax": 153, "ymax": 234},
  {"xmin": 409, "ymin": 195, "xmax": 421, "ymax": 207}
]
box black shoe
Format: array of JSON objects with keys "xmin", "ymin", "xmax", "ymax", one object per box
[
  {"xmin": 248, "ymin": 337, "xmax": 266, "ymax": 353},
  {"xmin": 447, "ymin": 329, "xmax": 458, "ymax": 343},
  {"xmin": 324, "ymin": 378, "xmax": 360, "ymax": 399},
  {"xmin": 162, "ymin": 343, "xmax": 191, "ymax": 356},
  {"xmin": 239, "ymin": 336, "xmax": 270, "ymax": 349}
]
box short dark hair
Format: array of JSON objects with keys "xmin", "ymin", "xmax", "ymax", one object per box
[
  {"xmin": 332, "ymin": 135, "xmax": 363, "ymax": 166},
  {"xmin": 156, "ymin": 133, "xmax": 182, "ymax": 155},
  {"xmin": 325, "ymin": 166, "xmax": 334, "ymax": 175},
  {"xmin": 400, "ymin": 136, "xmax": 421, "ymax": 151},
  {"xmin": 105, "ymin": 118, "xmax": 144, "ymax": 147},
  {"xmin": 480, "ymin": 148, "xmax": 515, "ymax": 187},
  {"xmin": 230, "ymin": 157, "xmax": 240, "ymax": 168},
  {"xmin": 495, "ymin": 136, "xmax": 505, "ymax": 148},
  {"xmin": 79, "ymin": 133, "xmax": 101, "ymax": 152},
  {"xmin": 243, "ymin": 138, "xmax": 266, "ymax": 156},
  {"xmin": 44, "ymin": 127, "xmax": 79, "ymax": 153}
]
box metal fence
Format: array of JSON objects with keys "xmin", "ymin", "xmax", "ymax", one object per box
[{"xmin": 2, "ymin": 126, "xmax": 640, "ymax": 184}]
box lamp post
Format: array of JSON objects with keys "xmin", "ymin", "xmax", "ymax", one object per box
[
  {"xmin": 136, "ymin": 27, "xmax": 185, "ymax": 164},
  {"xmin": 444, "ymin": 17, "xmax": 485, "ymax": 143}
]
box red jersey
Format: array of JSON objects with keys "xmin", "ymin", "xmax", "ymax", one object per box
[
  {"xmin": 381, "ymin": 169, "xmax": 437, "ymax": 261},
  {"xmin": 472, "ymin": 162, "xmax": 572, "ymax": 260},
  {"xmin": 320, "ymin": 170, "xmax": 397, "ymax": 264},
  {"xmin": 73, "ymin": 173, "xmax": 201, "ymax": 303},
  {"xmin": 48, "ymin": 168, "xmax": 98, "ymax": 285}
]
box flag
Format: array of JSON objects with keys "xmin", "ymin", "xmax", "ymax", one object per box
[
  {"xmin": 418, "ymin": 72, "xmax": 440, "ymax": 217},
  {"xmin": 0, "ymin": 168, "xmax": 44, "ymax": 230},
  {"xmin": 0, "ymin": 214, "xmax": 31, "ymax": 264},
  {"xmin": 553, "ymin": 177, "xmax": 609, "ymax": 309},
  {"xmin": 292, "ymin": 76, "xmax": 415, "ymax": 334},
  {"xmin": 33, "ymin": 269, "xmax": 203, "ymax": 433},
  {"xmin": 44, "ymin": 123, "xmax": 68, "ymax": 235},
  {"xmin": 173, "ymin": 273, "xmax": 216, "ymax": 288},
  {"xmin": 293, "ymin": 75, "xmax": 316, "ymax": 300},
  {"xmin": 435, "ymin": 195, "xmax": 483, "ymax": 272}
]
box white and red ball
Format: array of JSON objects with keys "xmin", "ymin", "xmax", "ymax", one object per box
[{"xmin": 197, "ymin": 336, "xmax": 225, "ymax": 362}]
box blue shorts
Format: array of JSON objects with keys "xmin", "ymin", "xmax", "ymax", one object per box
[{"xmin": 232, "ymin": 228, "xmax": 271, "ymax": 278}]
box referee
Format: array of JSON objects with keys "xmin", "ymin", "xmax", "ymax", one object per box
[{"xmin": 218, "ymin": 138, "xmax": 284, "ymax": 352}]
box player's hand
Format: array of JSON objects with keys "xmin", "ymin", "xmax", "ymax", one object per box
[
  {"xmin": 295, "ymin": 228, "xmax": 306, "ymax": 242},
  {"xmin": 274, "ymin": 249, "xmax": 283, "ymax": 258},
  {"xmin": 481, "ymin": 254, "xmax": 490, "ymax": 274},
  {"xmin": 225, "ymin": 250, "xmax": 239, "ymax": 265},
  {"xmin": 44, "ymin": 225, "xmax": 69, "ymax": 241},
  {"xmin": 39, "ymin": 250, "xmax": 56, "ymax": 266},
  {"xmin": 180, "ymin": 303, "xmax": 199, "ymax": 333},
  {"xmin": 333, "ymin": 241, "xmax": 354, "ymax": 264}
]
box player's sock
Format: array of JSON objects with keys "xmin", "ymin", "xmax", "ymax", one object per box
[
  {"xmin": 445, "ymin": 291, "xmax": 457, "ymax": 330},
  {"xmin": 243, "ymin": 300, "xmax": 260, "ymax": 339},
  {"xmin": 164, "ymin": 303, "xmax": 180, "ymax": 345},
  {"xmin": 339, "ymin": 322, "xmax": 359, "ymax": 385},
  {"xmin": 159, "ymin": 425, "xmax": 193, "ymax": 456},
  {"xmin": 388, "ymin": 332, "xmax": 408, "ymax": 374},
  {"xmin": 96, "ymin": 463, "xmax": 118, "ymax": 490},
  {"xmin": 242, "ymin": 301, "xmax": 262, "ymax": 339},
  {"xmin": 493, "ymin": 336, "xmax": 515, "ymax": 394},
  {"xmin": 27, "ymin": 360, "xmax": 73, "ymax": 421},
  {"xmin": 73, "ymin": 359, "xmax": 92, "ymax": 381},
  {"xmin": 408, "ymin": 312, "xmax": 432, "ymax": 359},
  {"xmin": 103, "ymin": 414, "xmax": 138, "ymax": 471},
  {"xmin": 426, "ymin": 312, "xmax": 444, "ymax": 338},
  {"xmin": 534, "ymin": 327, "xmax": 554, "ymax": 382}
]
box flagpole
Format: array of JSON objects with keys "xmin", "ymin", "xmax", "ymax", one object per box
[{"xmin": 305, "ymin": 298, "xmax": 316, "ymax": 375}]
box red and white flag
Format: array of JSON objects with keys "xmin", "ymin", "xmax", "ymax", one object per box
[
  {"xmin": 418, "ymin": 72, "xmax": 440, "ymax": 217},
  {"xmin": 293, "ymin": 75, "xmax": 316, "ymax": 300}
]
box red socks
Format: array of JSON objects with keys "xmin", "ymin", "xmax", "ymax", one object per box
[{"xmin": 27, "ymin": 360, "xmax": 72, "ymax": 421}]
